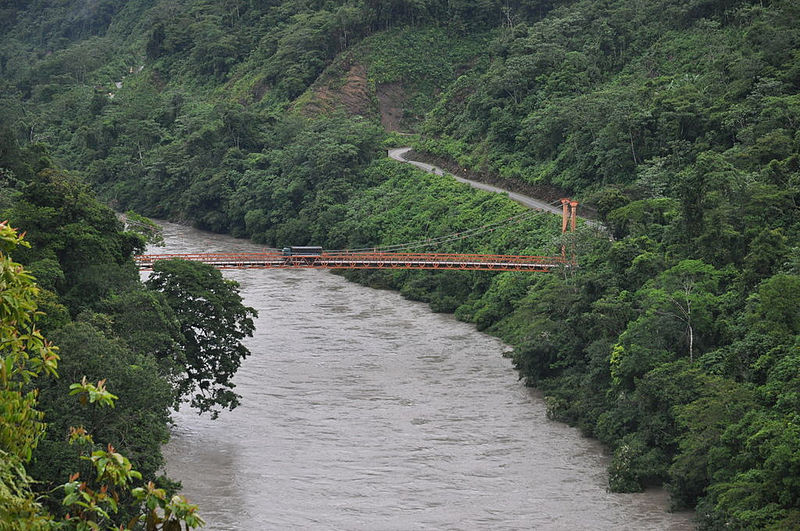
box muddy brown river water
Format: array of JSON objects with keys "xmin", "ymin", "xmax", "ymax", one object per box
[{"xmin": 153, "ymin": 221, "xmax": 694, "ymax": 530}]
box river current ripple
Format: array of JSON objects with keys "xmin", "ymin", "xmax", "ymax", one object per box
[{"xmin": 153, "ymin": 221, "xmax": 693, "ymax": 530}]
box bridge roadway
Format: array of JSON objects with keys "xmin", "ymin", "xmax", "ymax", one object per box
[{"xmin": 134, "ymin": 251, "xmax": 570, "ymax": 272}]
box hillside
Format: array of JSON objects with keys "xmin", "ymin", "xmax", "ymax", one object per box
[{"xmin": 1, "ymin": 0, "xmax": 800, "ymax": 528}]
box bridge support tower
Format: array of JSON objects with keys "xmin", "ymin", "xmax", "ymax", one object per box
[{"xmin": 560, "ymin": 198, "xmax": 579, "ymax": 260}]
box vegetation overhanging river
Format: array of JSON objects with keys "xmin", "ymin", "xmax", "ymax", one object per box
[{"xmin": 151, "ymin": 221, "xmax": 694, "ymax": 530}]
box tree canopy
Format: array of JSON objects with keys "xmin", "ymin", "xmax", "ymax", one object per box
[{"xmin": 145, "ymin": 259, "xmax": 257, "ymax": 418}]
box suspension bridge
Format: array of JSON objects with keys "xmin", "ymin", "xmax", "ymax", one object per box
[
  {"xmin": 134, "ymin": 137, "xmax": 578, "ymax": 272},
  {"xmin": 135, "ymin": 198, "xmax": 580, "ymax": 272},
  {"xmin": 135, "ymin": 251, "xmax": 571, "ymax": 272}
]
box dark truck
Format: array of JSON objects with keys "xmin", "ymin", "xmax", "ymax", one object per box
[{"xmin": 281, "ymin": 246, "xmax": 323, "ymax": 256}]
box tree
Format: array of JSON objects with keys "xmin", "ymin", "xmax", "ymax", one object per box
[
  {"xmin": 145, "ymin": 259, "xmax": 256, "ymax": 418},
  {"xmin": 0, "ymin": 220, "xmax": 58, "ymax": 528},
  {"xmin": 0, "ymin": 222, "xmax": 204, "ymax": 530},
  {"xmin": 609, "ymin": 260, "xmax": 724, "ymax": 392},
  {"xmin": 7, "ymin": 169, "xmax": 143, "ymax": 314},
  {"xmin": 638, "ymin": 259, "xmax": 723, "ymax": 362},
  {"xmin": 102, "ymin": 289, "xmax": 185, "ymax": 399},
  {"xmin": 669, "ymin": 378, "xmax": 756, "ymax": 507},
  {"xmin": 59, "ymin": 378, "xmax": 204, "ymax": 530},
  {"xmin": 122, "ymin": 210, "xmax": 164, "ymax": 248},
  {"xmin": 746, "ymin": 273, "xmax": 800, "ymax": 339},
  {"xmin": 30, "ymin": 321, "xmax": 174, "ymax": 498}
]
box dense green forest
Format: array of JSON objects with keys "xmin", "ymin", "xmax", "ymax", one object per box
[
  {"xmin": 0, "ymin": 147, "xmax": 255, "ymax": 527},
  {"xmin": 1, "ymin": 0, "xmax": 799, "ymax": 528}
]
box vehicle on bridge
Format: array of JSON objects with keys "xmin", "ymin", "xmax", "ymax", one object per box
[{"xmin": 281, "ymin": 246, "xmax": 323, "ymax": 257}]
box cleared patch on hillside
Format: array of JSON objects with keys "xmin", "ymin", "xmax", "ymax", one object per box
[
  {"xmin": 376, "ymin": 82, "xmax": 406, "ymax": 131},
  {"xmin": 298, "ymin": 62, "xmax": 409, "ymax": 132},
  {"xmin": 299, "ymin": 63, "xmax": 375, "ymax": 119}
]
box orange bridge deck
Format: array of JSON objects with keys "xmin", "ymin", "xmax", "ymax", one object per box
[{"xmin": 134, "ymin": 252, "xmax": 571, "ymax": 272}]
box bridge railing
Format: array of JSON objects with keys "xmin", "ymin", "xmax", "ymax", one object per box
[{"xmin": 134, "ymin": 251, "xmax": 573, "ymax": 271}]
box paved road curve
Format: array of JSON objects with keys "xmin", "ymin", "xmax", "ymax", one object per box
[{"xmin": 388, "ymin": 147, "xmax": 563, "ymax": 214}]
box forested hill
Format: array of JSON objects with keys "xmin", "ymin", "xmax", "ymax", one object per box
[{"xmin": 2, "ymin": 0, "xmax": 800, "ymax": 529}]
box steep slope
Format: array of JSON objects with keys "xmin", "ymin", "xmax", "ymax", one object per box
[
  {"xmin": 418, "ymin": 0, "xmax": 800, "ymax": 197},
  {"xmin": 295, "ymin": 27, "xmax": 490, "ymax": 131}
]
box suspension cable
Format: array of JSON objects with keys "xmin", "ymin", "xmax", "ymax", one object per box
[{"xmin": 328, "ymin": 199, "xmax": 564, "ymax": 253}]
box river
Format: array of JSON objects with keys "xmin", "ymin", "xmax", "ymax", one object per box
[{"xmin": 153, "ymin": 221, "xmax": 693, "ymax": 530}]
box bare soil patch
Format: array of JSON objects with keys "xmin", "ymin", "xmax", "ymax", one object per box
[
  {"xmin": 376, "ymin": 82, "xmax": 406, "ymax": 132},
  {"xmin": 303, "ymin": 63, "xmax": 374, "ymax": 118}
]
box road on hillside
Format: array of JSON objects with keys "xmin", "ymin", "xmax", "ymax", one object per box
[{"xmin": 388, "ymin": 147, "xmax": 564, "ymax": 214}]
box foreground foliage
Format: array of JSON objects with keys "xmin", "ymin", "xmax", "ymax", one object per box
[
  {"xmin": 1, "ymin": 112, "xmax": 256, "ymax": 527},
  {"xmin": 0, "ymin": 222, "xmax": 204, "ymax": 529},
  {"xmin": 0, "ymin": 220, "xmax": 56, "ymax": 528}
]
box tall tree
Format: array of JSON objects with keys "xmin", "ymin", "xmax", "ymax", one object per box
[
  {"xmin": 145, "ymin": 259, "xmax": 256, "ymax": 418},
  {"xmin": 638, "ymin": 259, "xmax": 723, "ymax": 362}
]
